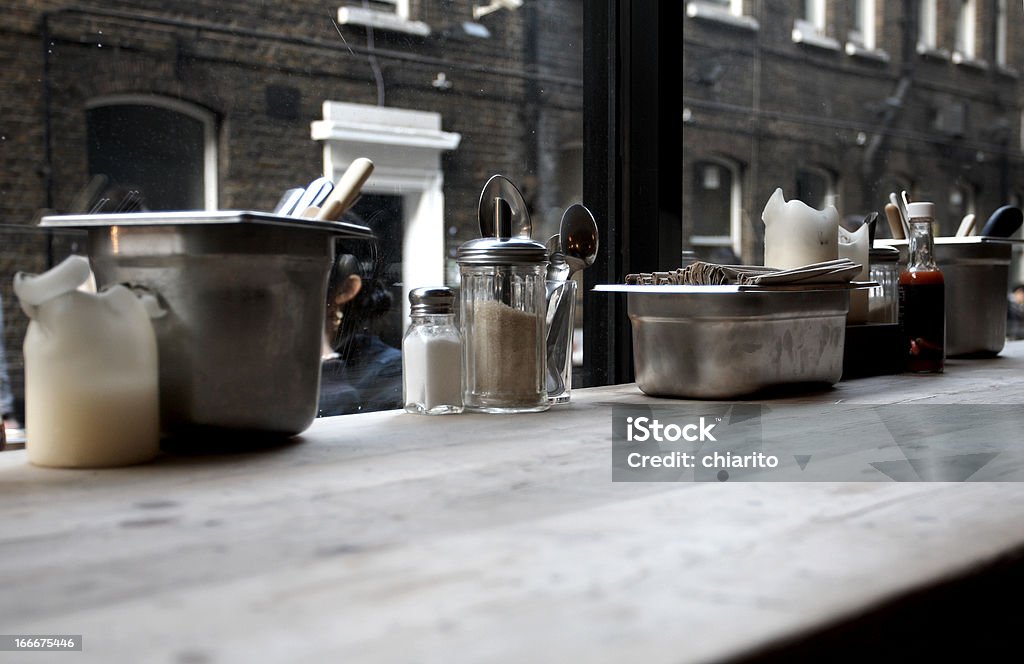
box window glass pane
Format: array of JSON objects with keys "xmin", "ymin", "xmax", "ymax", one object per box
[
  {"xmin": 87, "ymin": 104, "xmax": 206, "ymax": 211},
  {"xmin": 1, "ymin": 1, "xmax": 583, "ymax": 428},
  {"xmin": 684, "ymin": 1, "xmax": 1024, "ymax": 290},
  {"xmin": 692, "ymin": 162, "xmax": 733, "ymax": 237}
]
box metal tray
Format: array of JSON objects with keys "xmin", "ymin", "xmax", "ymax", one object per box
[
  {"xmin": 40, "ymin": 210, "xmax": 374, "ymax": 238},
  {"xmin": 596, "ymin": 285, "xmax": 849, "ymax": 398}
]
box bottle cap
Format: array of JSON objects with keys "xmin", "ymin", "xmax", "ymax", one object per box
[
  {"xmin": 905, "ymin": 202, "xmax": 935, "ymax": 221},
  {"xmin": 409, "ymin": 286, "xmax": 456, "ymax": 315}
]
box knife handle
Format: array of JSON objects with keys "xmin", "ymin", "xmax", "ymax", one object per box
[{"xmin": 316, "ymin": 158, "xmax": 375, "ymax": 221}]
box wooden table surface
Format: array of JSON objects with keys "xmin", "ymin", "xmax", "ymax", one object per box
[{"xmin": 3, "ymin": 343, "xmax": 1024, "ymax": 663}]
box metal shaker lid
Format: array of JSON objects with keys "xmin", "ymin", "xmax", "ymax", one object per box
[
  {"xmin": 456, "ymin": 236, "xmax": 548, "ymax": 265},
  {"xmin": 409, "ymin": 286, "xmax": 456, "ymax": 315}
]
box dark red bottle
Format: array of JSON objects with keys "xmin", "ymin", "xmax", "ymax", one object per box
[{"xmin": 898, "ymin": 202, "xmax": 944, "ymax": 373}]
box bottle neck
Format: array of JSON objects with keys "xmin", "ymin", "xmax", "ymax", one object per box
[{"xmin": 907, "ymin": 219, "xmax": 938, "ymax": 271}]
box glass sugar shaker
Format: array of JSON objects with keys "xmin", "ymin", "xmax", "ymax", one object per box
[
  {"xmin": 457, "ymin": 235, "xmax": 550, "ymax": 413},
  {"xmin": 868, "ymin": 246, "xmax": 900, "ymax": 324},
  {"xmin": 403, "ymin": 287, "xmax": 464, "ymax": 415}
]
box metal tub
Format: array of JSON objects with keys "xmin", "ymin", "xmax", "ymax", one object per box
[
  {"xmin": 597, "ymin": 286, "xmax": 849, "ymax": 399},
  {"xmin": 42, "ymin": 211, "xmax": 372, "ymax": 437}
]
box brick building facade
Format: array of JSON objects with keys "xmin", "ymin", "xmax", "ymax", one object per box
[
  {"xmin": 683, "ymin": 0, "xmax": 1024, "ymax": 263},
  {"xmin": 0, "ymin": 0, "xmax": 583, "ymax": 418}
]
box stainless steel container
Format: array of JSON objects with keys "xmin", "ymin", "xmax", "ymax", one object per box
[
  {"xmin": 41, "ymin": 211, "xmax": 372, "ymax": 436},
  {"xmin": 596, "ymin": 285, "xmax": 849, "ymax": 398},
  {"xmin": 880, "ymin": 237, "xmax": 1013, "ymax": 357}
]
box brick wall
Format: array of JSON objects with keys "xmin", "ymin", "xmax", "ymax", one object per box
[
  {"xmin": 684, "ymin": 0, "xmax": 1024, "ymax": 261},
  {"xmin": 0, "ymin": 0, "xmax": 584, "ymax": 419}
]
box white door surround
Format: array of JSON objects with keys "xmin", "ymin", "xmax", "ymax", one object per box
[{"xmin": 311, "ymin": 101, "xmax": 462, "ymax": 324}]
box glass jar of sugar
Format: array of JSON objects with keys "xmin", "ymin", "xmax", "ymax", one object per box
[{"xmin": 457, "ymin": 236, "xmax": 550, "ymax": 413}]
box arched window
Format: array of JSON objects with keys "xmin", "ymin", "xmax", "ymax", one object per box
[
  {"xmin": 690, "ymin": 158, "xmax": 742, "ymax": 260},
  {"xmin": 86, "ymin": 95, "xmax": 218, "ymax": 211},
  {"xmin": 795, "ymin": 165, "xmax": 836, "ymax": 210}
]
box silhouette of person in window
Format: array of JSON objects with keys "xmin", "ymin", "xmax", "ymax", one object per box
[
  {"xmin": 1008, "ymin": 283, "xmax": 1024, "ymax": 341},
  {"xmin": 317, "ymin": 252, "xmax": 403, "ymax": 416}
]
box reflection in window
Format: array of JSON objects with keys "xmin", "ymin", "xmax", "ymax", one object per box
[
  {"xmin": 86, "ymin": 97, "xmax": 217, "ymax": 211},
  {"xmin": 793, "ymin": 0, "xmax": 837, "ymax": 48},
  {"xmin": 949, "ymin": 182, "xmax": 976, "ymax": 237},
  {"xmin": 850, "ymin": 0, "xmax": 875, "ymax": 51},
  {"xmin": 918, "ymin": 0, "xmax": 937, "ymax": 51},
  {"xmin": 701, "ymin": 0, "xmax": 742, "ymax": 14},
  {"xmin": 955, "ymin": 0, "xmax": 977, "ymax": 61},
  {"xmin": 996, "ymin": 0, "xmax": 1009, "ymax": 68},
  {"xmin": 690, "ymin": 159, "xmax": 741, "ymax": 262},
  {"xmin": 795, "ymin": 167, "xmax": 835, "ymax": 211},
  {"xmin": 686, "ymin": 0, "xmax": 759, "ymax": 29},
  {"xmin": 337, "ymin": 0, "xmax": 430, "ymax": 36},
  {"xmin": 803, "ymin": 0, "xmax": 826, "ymax": 30}
]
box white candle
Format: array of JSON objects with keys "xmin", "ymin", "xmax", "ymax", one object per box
[
  {"xmin": 15, "ymin": 256, "xmax": 160, "ymax": 468},
  {"xmin": 761, "ymin": 188, "xmax": 840, "ymax": 269}
]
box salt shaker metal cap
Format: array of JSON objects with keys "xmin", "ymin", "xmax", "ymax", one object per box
[{"xmin": 410, "ymin": 286, "xmax": 456, "ymax": 315}]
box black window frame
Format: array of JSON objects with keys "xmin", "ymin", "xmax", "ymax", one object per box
[{"xmin": 582, "ymin": 0, "xmax": 683, "ymax": 386}]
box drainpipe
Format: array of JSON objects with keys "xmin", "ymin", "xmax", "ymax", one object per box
[
  {"xmin": 41, "ymin": 12, "xmax": 55, "ymax": 212},
  {"xmin": 861, "ymin": 0, "xmax": 918, "ymax": 208}
]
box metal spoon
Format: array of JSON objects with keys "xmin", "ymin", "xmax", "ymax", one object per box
[
  {"xmin": 478, "ymin": 175, "xmax": 531, "ymax": 238},
  {"xmin": 545, "ymin": 204, "xmax": 598, "ymax": 400},
  {"xmin": 559, "ymin": 203, "xmax": 599, "ymax": 278},
  {"xmin": 546, "ymin": 233, "xmax": 569, "ymax": 282}
]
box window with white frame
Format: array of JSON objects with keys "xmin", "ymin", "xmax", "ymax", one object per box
[
  {"xmin": 793, "ymin": 0, "xmax": 838, "ymax": 49},
  {"xmin": 795, "ymin": 166, "xmax": 836, "ymax": 211},
  {"xmin": 86, "ymin": 95, "xmax": 218, "ymax": 211},
  {"xmin": 697, "ymin": 0, "xmax": 742, "ymax": 14},
  {"xmin": 850, "ymin": 0, "xmax": 875, "ymax": 51},
  {"xmin": 954, "ymin": 0, "xmax": 977, "ymax": 62},
  {"xmin": 918, "ymin": 0, "xmax": 938, "ymax": 52},
  {"xmin": 996, "ymin": 0, "xmax": 1009, "ymax": 68},
  {"xmin": 949, "ymin": 181, "xmax": 977, "ymax": 237},
  {"xmin": 337, "ymin": 0, "xmax": 430, "ymax": 36},
  {"xmin": 685, "ymin": 0, "xmax": 759, "ymax": 30},
  {"xmin": 803, "ymin": 0, "xmax": 826, "ymax": 31},
  {"xmin": 690, "ymin": 159, "xmax": 742, "ymax": 260}
]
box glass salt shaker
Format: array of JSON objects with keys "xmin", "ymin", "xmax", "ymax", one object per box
[
  {"xmin": 403, "ymin": 287, "xmax": 464, "ymax": 415},
  {"xmin": 457, "ymin": 236, "xmax": 550, "ymax": 413}
]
